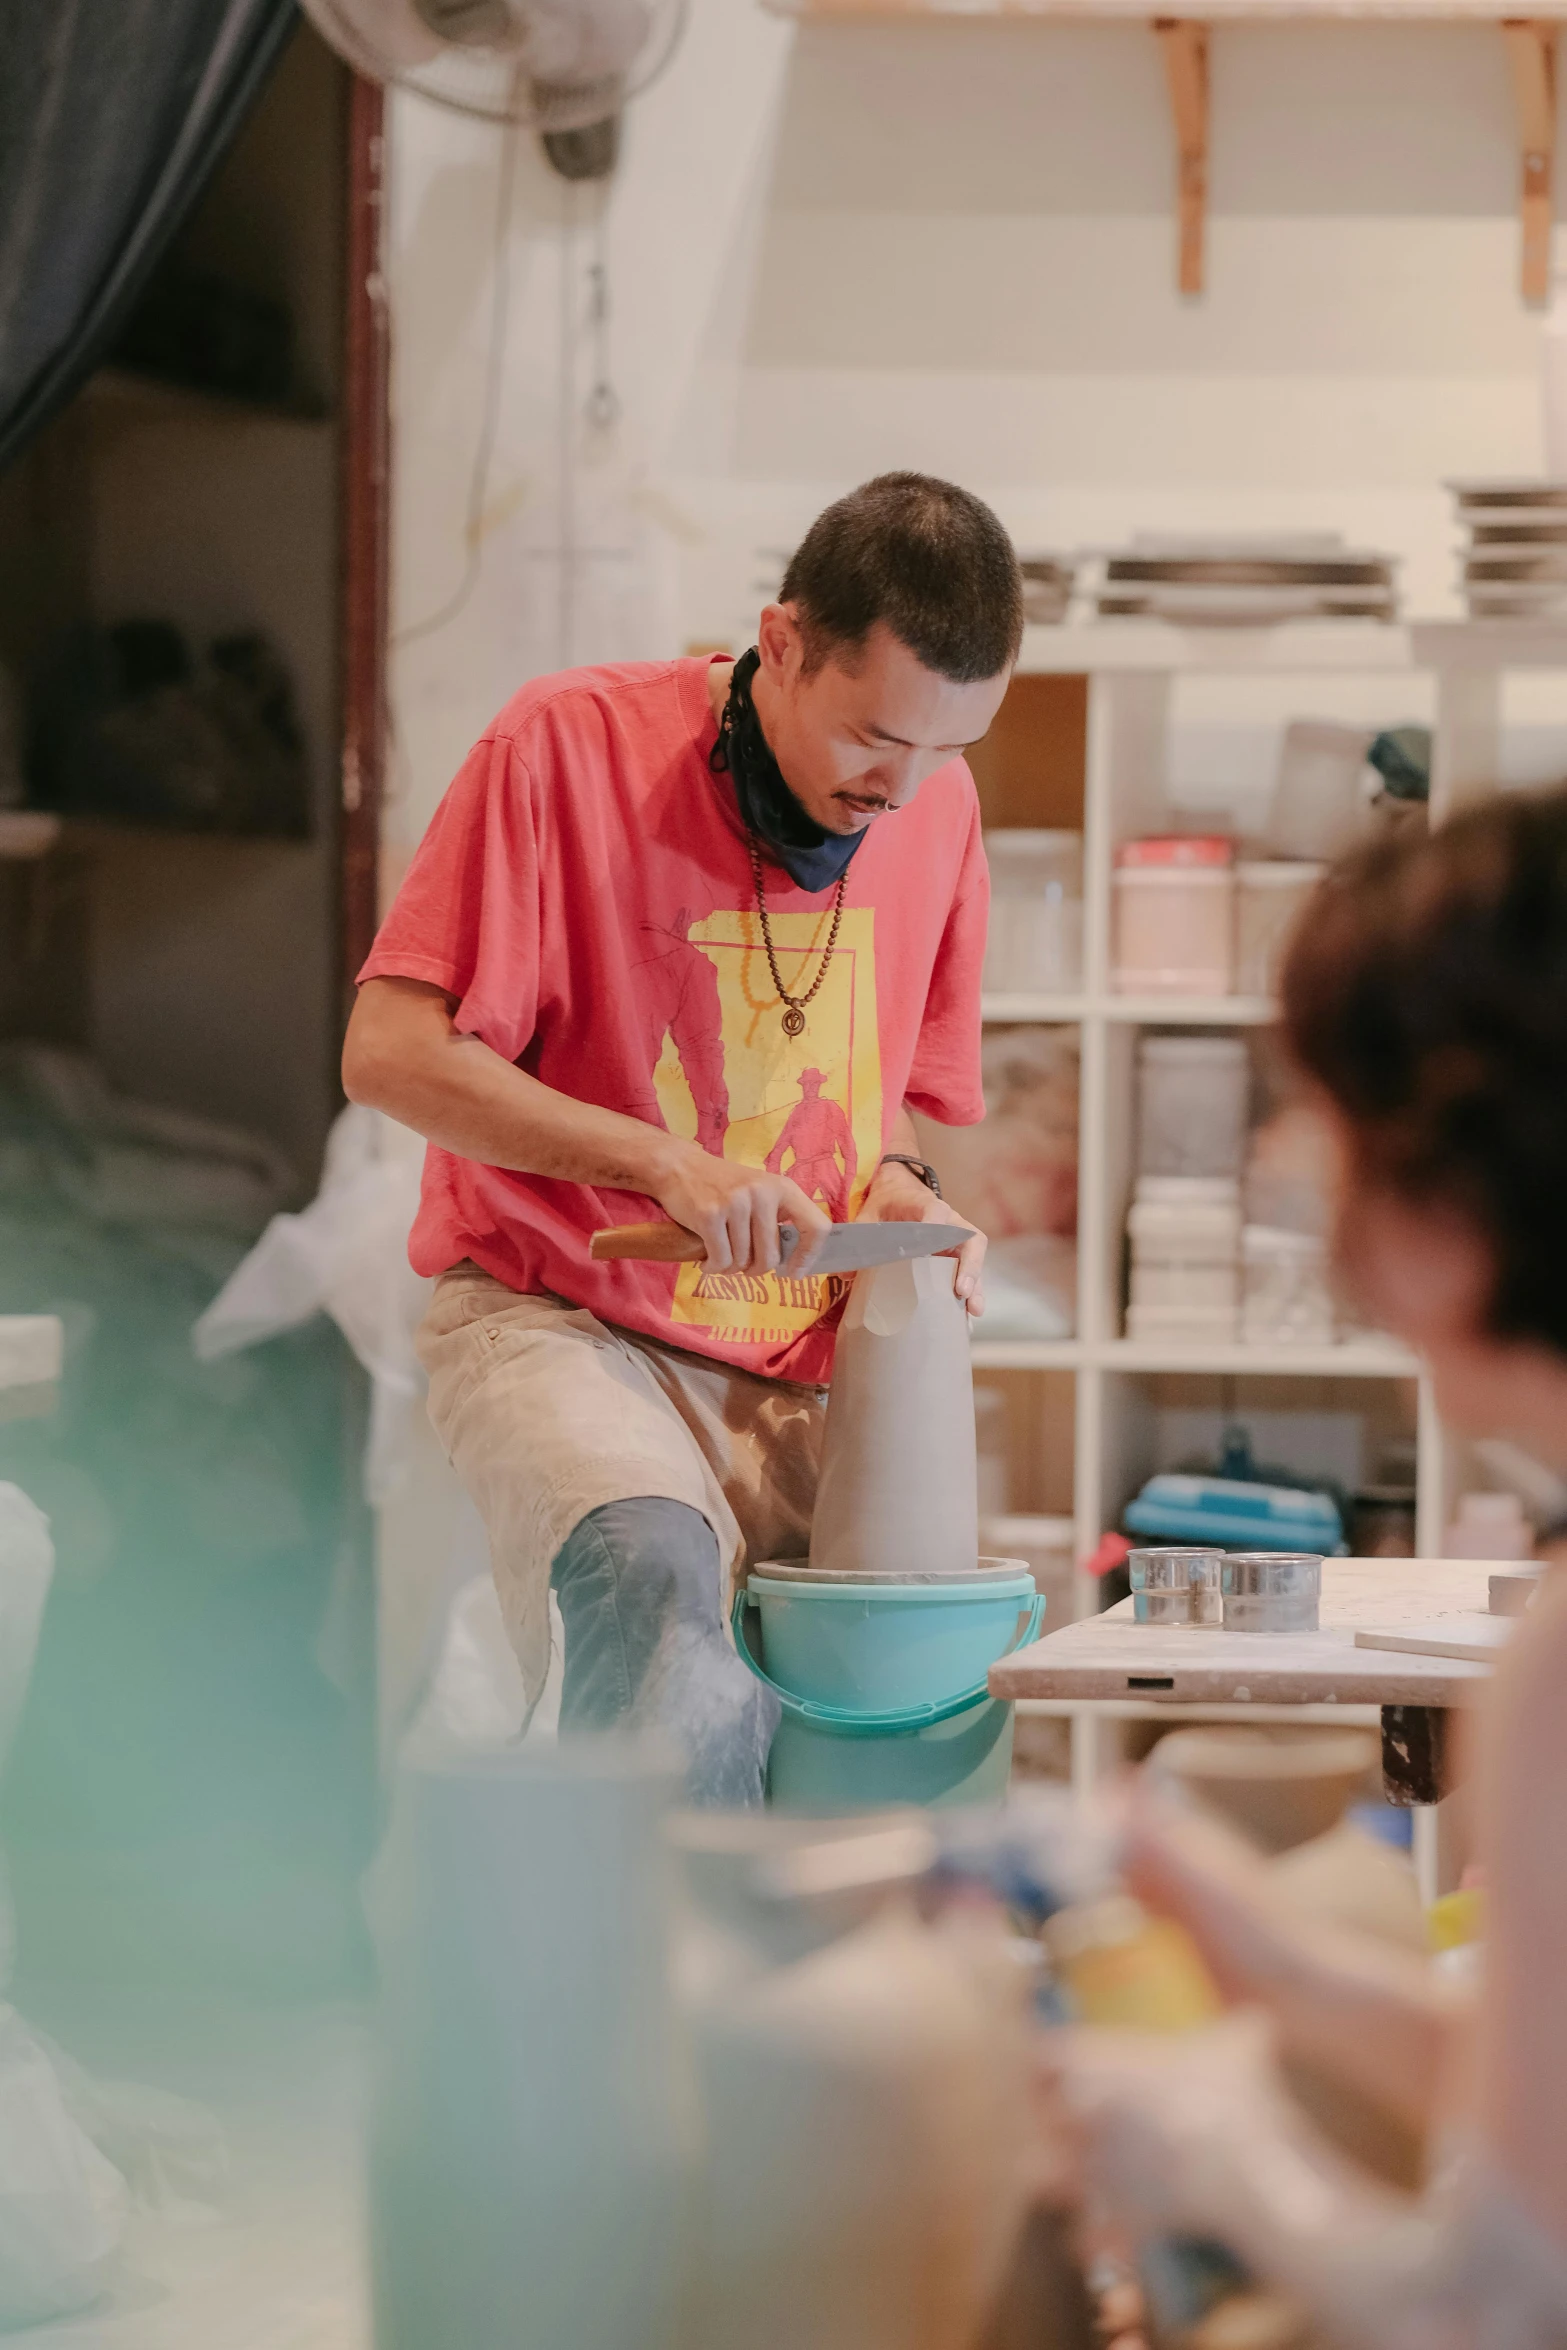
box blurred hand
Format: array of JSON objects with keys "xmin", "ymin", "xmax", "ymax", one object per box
[
  {"xmin": 1121, "ymin": 1777, "xmax": 1463, "ymax": 2143},
  {"xmin": 1051, "ymin": 2012, "xmax": 1288, "ymax": 2241},
  {"xmin": 1120, "ymin": 1780, "xmax": 1298, "ymax": 2010},
  {"xmin": 1027, "ymin": 2030, "xmax": 1092, "ymax": 2210}
]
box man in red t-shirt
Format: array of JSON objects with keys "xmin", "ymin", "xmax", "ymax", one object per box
[{"xmin": 344, "ymin": 473, "xmax": 1020, "ymax": 1804}]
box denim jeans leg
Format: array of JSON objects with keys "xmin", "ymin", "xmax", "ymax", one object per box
[{"xmin": 549, "ymin": 1497, "xmax": 778, "ymax": 1809}]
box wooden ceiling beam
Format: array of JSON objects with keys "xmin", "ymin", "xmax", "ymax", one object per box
[
  {"xmin": 1502, "ymin": 19, "xmax": 1558, "ymax": 304},
  {"xmin": 1156, "ymin": 18, "xmax": 1211, "ymax": 296}
]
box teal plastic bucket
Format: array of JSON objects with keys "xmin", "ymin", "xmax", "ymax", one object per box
[{"xmin": 733, "ymin": 1563, "xmax": 1043, "ymax": 1813}]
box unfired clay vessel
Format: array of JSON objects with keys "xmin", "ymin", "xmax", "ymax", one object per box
[
  {"xmin": 670, "ymin": 1812, "xmax": 1030, "ymax": 2350},
  {"xmin": 809, "ymin": 1255, "xmax": 978, "ymax": 1578},
  {"xmin": 1150, "ymin": 1728, "xmax": 1377, "ymax": 1857}
]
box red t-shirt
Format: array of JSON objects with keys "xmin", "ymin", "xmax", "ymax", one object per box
[{"xmin": 359, "ymin": 656, "xmax": 988, "ymax": 1383}]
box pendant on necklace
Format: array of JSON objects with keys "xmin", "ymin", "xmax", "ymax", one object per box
[{"xmin": 781, "ymin": 1006, "xmax": 806, "ymax": 1038}]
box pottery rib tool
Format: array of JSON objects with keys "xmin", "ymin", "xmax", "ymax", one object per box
[
  {"xmin": 1353, "ymin": 1614, "xmax": 1516, "ymax": 1665},
  {"xmin": 589, "ymin": 1219, "xmax": 974, "ymax": 1274}
]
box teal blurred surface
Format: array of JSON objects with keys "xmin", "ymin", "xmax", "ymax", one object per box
[{"xmin": 0, "ymin": 1053, "xmax": 376, "ymax": 1999}]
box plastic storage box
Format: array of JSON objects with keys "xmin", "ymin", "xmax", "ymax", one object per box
[
  {"xmin": 1112, "ymin": 836, "xmax": 1235, "ymax": 995},
  {"xmin": 983, "ymin": 830, "xmax": 1084, "ymax": 995},
  {"xmin": 1137, "ymin": 1035, "xmax": 1250, "ymax": 1180},
  {"xmin": 1235, "ymin": 861, "xmax": 1324, "ymax": 997},
  {"xmin": 1123, "ymin": 1471, "xmax": 1343, "ymax": 1553},
  {"xmin": 1126, "ymin": 1176, "xmax": 1241, "ymax": 1344},
  {"xmin": 1240, "ymin": 1224, "xmax": 1334, "ymax": 1346},
  {"xmin": 1266, "ymin": 721, "xmax": 1372, "ymax": 862},
  {"xmin": 1443, "ymin": 1491, "xmax": 1533, "ymax": 1560}
]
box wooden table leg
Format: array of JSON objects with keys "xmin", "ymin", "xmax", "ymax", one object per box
[
  {"xmin": 1070, "ymin": 1708, "xmax": 1120, "ymax": 1805},
  {"xmin": 1381, "ymin": 1704, "xmax": 1450, "ymax": 1806}
]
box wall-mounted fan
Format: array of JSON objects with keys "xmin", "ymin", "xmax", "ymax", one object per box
[{"xmin": 299, "ymin": 0, "xmax": 688, "ymax": 178}]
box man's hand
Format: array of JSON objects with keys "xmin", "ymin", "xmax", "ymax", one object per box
[
  {"xmin": 344, "ymin": 981, "xmax": 830, "ymax": 1278},
  {"xmin": 854, "ymin": 1155, "xmax": 987, "ymax": 1316},
  {"xmin": 651, "ymin": 1141, "xmax": 830, "ymax": 1276}
]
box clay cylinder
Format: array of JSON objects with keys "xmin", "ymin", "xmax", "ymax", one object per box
[{"xmin": 809, "ymin": 1255, "xmax": 978, "ymax": 1577}]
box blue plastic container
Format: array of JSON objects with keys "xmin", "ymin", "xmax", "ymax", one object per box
[
  {"xmin": 1123, "ymin": 1471, "xmax": 1343, "ymax": 1553},
  {"xmin": 734, "ymin": 1561, "xmax": 1042, "ymax": 1813}
]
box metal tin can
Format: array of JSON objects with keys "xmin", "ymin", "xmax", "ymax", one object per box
[
  {"xmin": 1129, "ymin": 1546, "xmax": 1223, "ymax": 1627},
  {"xmin": 1220, "ymin": 1552, "xmax": 1322, "ymax": 1634}
]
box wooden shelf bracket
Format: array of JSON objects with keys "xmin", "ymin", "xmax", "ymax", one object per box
[
  {"xmin": 1155, "ymin": 19, "xmax": 1211, "ymax": 296},
  {"xmin": 1503, "ymin": 18, "xmax": 1558, "ymax": 304}
]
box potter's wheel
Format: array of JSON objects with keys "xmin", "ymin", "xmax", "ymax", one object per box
[{"xmin": 753, "ymin": 1555, "xmax": 1029, "ymax": 1587}]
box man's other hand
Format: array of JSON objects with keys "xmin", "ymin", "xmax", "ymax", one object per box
[{"xmin": 855, "ymin": 1157, "xmax": 986, "ymax": 1317}]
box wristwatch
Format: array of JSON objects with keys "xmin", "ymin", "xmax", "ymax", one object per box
[{"xmin": 877, "ymin": 1152, "xmax": 943, "ymax": 1201}]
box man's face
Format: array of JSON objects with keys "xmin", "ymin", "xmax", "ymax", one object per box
[{"xmin": 753, "ymin": 606, "xmax": 1010, "ymax": 835}]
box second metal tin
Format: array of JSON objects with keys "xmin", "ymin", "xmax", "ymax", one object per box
[{"xmin": 1220, "ymin": 1552, "xmax": 1322, "ymax": 1634}]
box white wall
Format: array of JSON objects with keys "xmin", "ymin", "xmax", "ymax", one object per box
[{"xmin": 386, "ymin": 1, "xmax": 1567, "ymax": 847}]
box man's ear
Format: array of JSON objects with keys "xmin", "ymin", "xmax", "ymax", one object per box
[{"xmin": 756, "ymin": 601, "xmax": 804, "ymax": 686}]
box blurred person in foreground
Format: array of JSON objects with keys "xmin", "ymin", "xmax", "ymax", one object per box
[
  {"xmin": 1057, "ymin": 785, "xmax": 1567, "ymax": 2349},
  {"xmin": 343, "ymin": 475, "xmax": 1017, "ymax": 1804}
]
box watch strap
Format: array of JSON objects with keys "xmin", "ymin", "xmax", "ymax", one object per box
[{"xmin": 878, "ymin": 1151, "xmax": 943, "ymax": 1200}]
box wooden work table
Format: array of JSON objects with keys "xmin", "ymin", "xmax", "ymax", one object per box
[{"xmin": 989, "ymin": 1558, "xmax": 1504, "ymax": 1801}]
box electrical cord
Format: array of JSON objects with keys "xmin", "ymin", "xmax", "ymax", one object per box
[
  {"xmin": 393, "ymin": 114, "xmax": 521, "ymax": 648},
  {"xmin": 557, "ymin": 176, "xmax": 579, "ymax": 670}
]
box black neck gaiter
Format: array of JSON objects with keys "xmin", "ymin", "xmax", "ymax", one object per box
[{"xmin": 709, "ymin": 648, "xmax": 867, "ymax": 893}]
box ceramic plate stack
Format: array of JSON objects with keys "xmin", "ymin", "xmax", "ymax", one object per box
[
  {"xmin": 1450, "ymin": 481, "xmax": 1567, "ymax": 619},
  {"xmin": 1018, "ymin": 554, "xmax": 1076, "ymax": 625},
  {"xmin": 1095, "ymin": 535, "xmax": 1398, "ymax": 626}
]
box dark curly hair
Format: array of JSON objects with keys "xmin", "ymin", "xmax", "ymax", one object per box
[{"xmin": 1282, "ymin": 785, "xmax": 1567, "ymax": 1355}]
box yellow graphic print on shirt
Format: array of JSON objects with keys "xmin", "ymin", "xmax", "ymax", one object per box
[{"xmin": 649, "ymin": 906, "xmax": 882, "ymax": 1350}]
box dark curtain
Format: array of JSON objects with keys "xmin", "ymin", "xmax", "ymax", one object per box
[{"xmin": 0, "ymin": 0, "xmax": 300, "ymax": 478}]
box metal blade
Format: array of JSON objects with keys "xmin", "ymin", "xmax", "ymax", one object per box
[{"xmin": 778, "ymin": 1219, "xmax": 975, "ymax": 1277}]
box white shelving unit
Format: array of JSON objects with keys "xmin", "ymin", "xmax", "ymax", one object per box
[{"xmin": 977, "ymin": 619, "xmax": 1567, "ymax": 1626}]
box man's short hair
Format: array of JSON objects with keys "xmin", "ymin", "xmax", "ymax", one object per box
[{"xmin": 779, "ymin": 472, "xmax": 1023, "ymax": 684}]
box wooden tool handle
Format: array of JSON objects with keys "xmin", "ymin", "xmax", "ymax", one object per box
[{"xmin": 590, "ymin": 1219, "xmax": 706, "ymax": 1264}]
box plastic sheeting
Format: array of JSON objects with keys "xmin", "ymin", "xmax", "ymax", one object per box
[
  {"xmin": 410, "ymin": 1576, "xmax": 562, "ymax": 1753},
  {"xmin": 0, "ymin": 2004, "xmax": 126, "ymax": 2331},
  {"xmin": 0, "ymin": 1486, "xmax": 53, "ymax": 2005},
  {"xmin": 0, "ymin": 1486, "xmax": 122, "ymax": 2330},
  {"xmin": 979, "ymin": 1233, "xmax": 1078, "ymax": 1344},
  {"xmin": 194, "ymin": 1105, "xmax": 430, "ymax": 1502},
  {"xmin": 0, "ymin": 1487, "xmax": 51, "ymax": 1783},
  {"xmin": 189, "ymin": 1104, "xmax": 467, "ymax": 1755}
]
